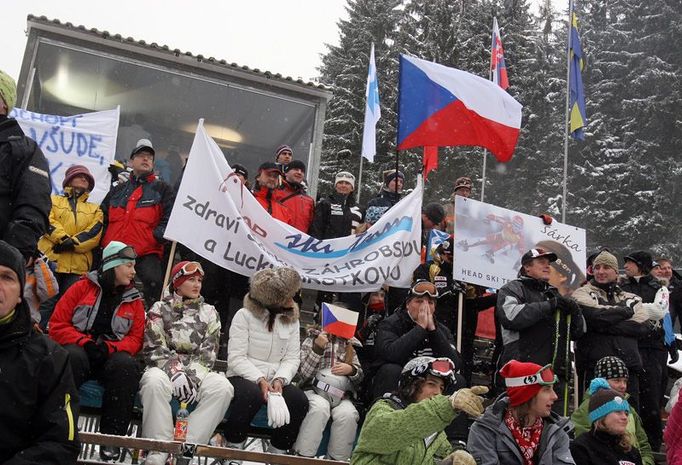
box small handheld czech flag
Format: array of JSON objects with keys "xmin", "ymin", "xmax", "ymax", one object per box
[{"xmin": 321, "ymin": 303, "xmax": 359, "ymax": 340}]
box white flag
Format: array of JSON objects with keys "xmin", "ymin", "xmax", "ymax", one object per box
[{"xmin": 361, "ymin": 43, "xmax": 381, "ymax": 162}]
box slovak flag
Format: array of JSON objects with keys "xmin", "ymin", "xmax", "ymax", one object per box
[
  {"xmin": 491, "ymin": 17, "xmax": 509, "ymax": 90},
  {"xmin": 397, "ymin": 54, "xmax": 522, "ymax": 163},
  {"xmin": 322, "ymin": 302, "xmax": 359, "ymax": 340}
]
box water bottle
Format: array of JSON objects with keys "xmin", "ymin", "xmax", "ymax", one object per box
[{"xmin": 174, "ymin": 402, "xmax": 189, "ymax": 442}]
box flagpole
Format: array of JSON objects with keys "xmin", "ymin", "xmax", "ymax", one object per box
[
  {"xmin": 481, "ymin": 17, "xmax": 496, "ymax": 202},
  {"xmin": 561, "ymin": 0, "xmax": 574, "ymax": 223},
  {"xmin": 357, "ymin": 155, "xmax": 364, "ymax": 204}
]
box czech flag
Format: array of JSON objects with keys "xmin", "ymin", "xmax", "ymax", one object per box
[
  {"xmin": 491, "ymin": 18, "xmax": 510, "ymax": 90},
  {"xmin": 397, "ymin": 54, "xmax": 522, "ymax": 163},
  {"xmin": 322, "ymin": 303, "xmax": 359, "ymax": 340}
]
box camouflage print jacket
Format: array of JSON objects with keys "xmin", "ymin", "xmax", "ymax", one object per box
[{"xmin": 144, "ymin": 294, "xmax": 221, "ymax": 387}]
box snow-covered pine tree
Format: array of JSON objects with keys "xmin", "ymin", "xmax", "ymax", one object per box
[{"xmin": 317, "ymin": 0, "xmax": 402, "ymax": 201}]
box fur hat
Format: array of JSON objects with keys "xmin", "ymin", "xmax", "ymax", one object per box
[
  {"xmin": 594, "ymin": 356, "xmax": 629, "ymax": 380},
  {"xmin": 593, "ymin": 250, "xmax": 619, "ymax": 272},
  {"xmin": 588, "ymin": 378, "xmax": 630, "ymax": 423},
  {"xmin": 62, "ymin": 164, "xmax": 95, "ymax": 191},
  {"xmin": 0, "ymin": 70, "xmax": 17, "ymax": 114},
  {"xmin": 248, "ymin": 267, "xmax": 301, "ymax": 308},
  {"xmin": 454, "ymin": 176, "xmax": 473, "ymax": 191}
]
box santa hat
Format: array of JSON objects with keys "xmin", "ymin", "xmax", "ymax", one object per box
[{"xmin": 500, "ymin": 360, "xmax": 555, "ymax": 407}]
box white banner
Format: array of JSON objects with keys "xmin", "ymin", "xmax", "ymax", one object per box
[
  {"xmin": 165, "ymin": 122, "xmax": 422, "ymax": 291},
  {"xmin": 10, "ymin": 107, "xmax": 120, "ymax": 204},
  {"xmin": 453, "ymin": 197, "xmax": 586, "ymax": 294}
]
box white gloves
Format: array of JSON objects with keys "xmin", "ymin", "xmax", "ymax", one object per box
[
  {"xmin": 171, "ymin": 371, "xmax": 197, "ymax": 404},
  {"xmin": 642, "ymin": 286, "xmax": 670, "ymax": 321},
  {"xmin": 267, "ymin": 392, "xmax": 291, "ymax": 428}
]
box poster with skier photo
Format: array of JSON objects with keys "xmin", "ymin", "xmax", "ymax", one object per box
[{"xmin": 453, "ymin": 197, "xmax": 586, "ymax": 294}]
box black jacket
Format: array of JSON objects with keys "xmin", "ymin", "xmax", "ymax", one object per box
[
  {"xmin": 620, "ymin": 275, "xmax": 665, "ymax": 350},
  {"xmin": 365, "ymin": 189, "xmax": 402, "ymax": 225},
  {"xmin": 309, "ymin": 191, "xmax": 363, "ymax": 239},
  {"xmin": 570, "ymin": 428, "xmax": 643, "ymax": 465},
  {"xmin": 0, "ymin": 304, "xmax": 80, "ymax": 464},
  {"xmin": 372, "ymin": 305, "xmax": 463, "ymax": 371},
  {"xmin": 496, "ymin": 276, "xmax": 585, "ymax": 376},
  {"xmin": 0, "ymin": 116, "xmax": 52, "ymax": 259},
  {"xmin": 413, "ymin": 260, "xmax": 497, "ymax": 335}
]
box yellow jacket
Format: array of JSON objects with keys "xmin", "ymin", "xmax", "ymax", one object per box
[{"xmin": 38, "ymin": 188, "xmax": 103, "ymax": 275}]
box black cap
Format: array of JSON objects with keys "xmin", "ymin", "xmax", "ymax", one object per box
[
  {"xmin": 423, "ymin": 202, "xmax": 445, "ymax": 224},
  {"xmin": 130, "ymin": 138, "xmax": 155, "ymax": 159},
  {"xmin": 232, "ymin": 164, "xmax": 248, "ymax": 179},
  {"xmin": 0, "ymin": 241, "xmax": 26, "ymax": 296},
  {"xmin": 624, "ymin": 251, "xmax": 654, "ymax": 273},
  {"xmin": 284, "ymin": 159, "xmax": 306, "ymax": 173},
  {"xmin": 257, "ymin": 161, "xmax": 283, "ymax": 175},
  {"xmin": 521, "ymin": 248, "xmax": 558, "ymax": 266}
]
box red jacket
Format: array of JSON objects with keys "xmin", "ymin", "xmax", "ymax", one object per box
[
  {"xmin": 101, "ymin": 173, "xmax": 174, "ymax": 258},
  {"xmin": 279, "ymin": 182, "xmax": 314, "ymax": 233},
  {"xmin": 253, "ymin": 184, "xmax": 293, "ymax": 226},
  {"xmin": 49, "ymin": 272, "xmax": 145, "ymax": 355},
  {"xmin": 666, "ymin": 397, "xmax": 682, "ymax": 465}
]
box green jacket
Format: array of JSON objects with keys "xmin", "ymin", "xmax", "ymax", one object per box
[
  {"xmin": 351, "ymin": 394, "xmax": 456, "ymax": 465},
  {"xmin": 571, "ymin": 393, "xmax": 654, "ymax": 465}
]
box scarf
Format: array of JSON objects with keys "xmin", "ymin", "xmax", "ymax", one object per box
[{"xmin": 504, "ymin": 409, "xmax": 543, "ymax": 465}]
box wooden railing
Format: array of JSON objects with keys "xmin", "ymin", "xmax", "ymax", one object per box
[{"xmin": 78, "ymin": 432, "xmax": 347, "ymax": 465}]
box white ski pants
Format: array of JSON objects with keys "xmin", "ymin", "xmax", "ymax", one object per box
[
  {"xmin": 139, "ymin": 367, "xmax": 234, "ymax": 465},
  {"xmin": 293, "ymin": 391, "xmax": 359, "ymax": 461}
]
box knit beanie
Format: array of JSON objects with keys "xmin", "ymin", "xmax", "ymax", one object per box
[
  {"xmin": 335, "ymin": 171, "xmax": 356, "ymax": 190},
  {"xmin": 500, "ymin": 360, "xmax": 552, "ymax": 407},
  {"xmin": 275, "ymin": 144, "xmax": 293, "ymax": 160},
  {"xmin": 248, "ymin": 267, "xmax": 301, "ymax": 308},
  {"xmin": 0, "ymin": 240, "xmax": 26, "ymax": 296},
  {"xmin": 171, "ymin": 261, "xmax": 204, "ymax": 290},
  {"xmin": 594, "ymin": 356, "xmax": 629, "ymax": 380},
  {"xmin": 592, "ymin": 250, "xmax": 619, "ymax": 272},
  {"xmin": 284, "ymin": 159, "xmax": 306, "ymax": 173},
  {"xmin": 588, "ymin": 378, "xmax": 630, "ymax": 423},
  {"xmin": 62, "ymin": 164, "xmax": 95, "ymax": 191},
  {"xmin": 102, "ymin": 241, "xmax": 136, "ymax": 272},
  {"xmin": 383, "ymin": 169, "xmax": 405, "ymax": 186},
  {"xmin": 0, "ymin": 70, "xmax": 17, "ymax": 114}
]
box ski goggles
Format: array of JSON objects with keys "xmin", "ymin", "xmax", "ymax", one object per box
[
  {"xmin": 172, "ymin": 261, "xmax": 204, "ymax": 282},
  {"xmin": 504, "ymin": 364, "xmax": 558, "ymax": 388},
  {"xmin": 428, "ymin": 357, "xmax": 456, "ymax": 378},
  {"xmin": 101, "ymin": 245, "xmax": 137, "ymax": 269},
  {"xmin": 409, "ymin": 280, "xmax": 439, "ymax": 299}
]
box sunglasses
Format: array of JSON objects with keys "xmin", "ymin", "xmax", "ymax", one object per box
[
  {"xmin": 172, "ymin": 261, "xmax": 204, "ymax": 282},
  {"xmin": 504, "ymin": 364, "xmax": 558, "ymax": 387},
  {"xmin": 102, "ymin": 246, "xmax": 137, "ymax": 267},
  {"xmin": 410, "ymin": 280, "xmax": 439, "ymax": 298}
]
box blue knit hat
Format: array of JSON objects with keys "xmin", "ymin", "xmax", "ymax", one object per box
[
  {"xmin": 588, "ymin": 378, "xmax": 630, "ymax": 423},
  {"xmin": 102, "ymin": 241, "xmax": 137, "ymax": 272}
]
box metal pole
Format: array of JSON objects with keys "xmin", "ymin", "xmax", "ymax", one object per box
[
  {"xmin": 561, "ymin": 0, "xmax": 575, "ymax": 223},
  {"xmin": 481, "ymin": 17, "xmax": 496, "ymax": 202},
  {"xmin": 357, "ymin": 156, "xmax": 364, "ymax": 204},
  {"xmin": 21, "ymin": 67, "xmax": 36, "ymax": 109},
  {"xmin": 480, "ymin": 149, "xmax": 488, "ymax": 202}
]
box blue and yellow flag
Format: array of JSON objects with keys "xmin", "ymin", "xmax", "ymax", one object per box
[{"xmin": 569, "ymin": 7, "xmax": 587, "ymax": 140}]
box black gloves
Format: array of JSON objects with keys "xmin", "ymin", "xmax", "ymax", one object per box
[
  {"xmin": 670, "ymin": 345, "xmax": 680, "ymax": 364},
  {"xmin": 53, "ymin": 237, "xmax": 76, "ymax": 253},
  {"xmin": 84, "ymin": 340, "xmax": 109, "ymax": 368}
]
